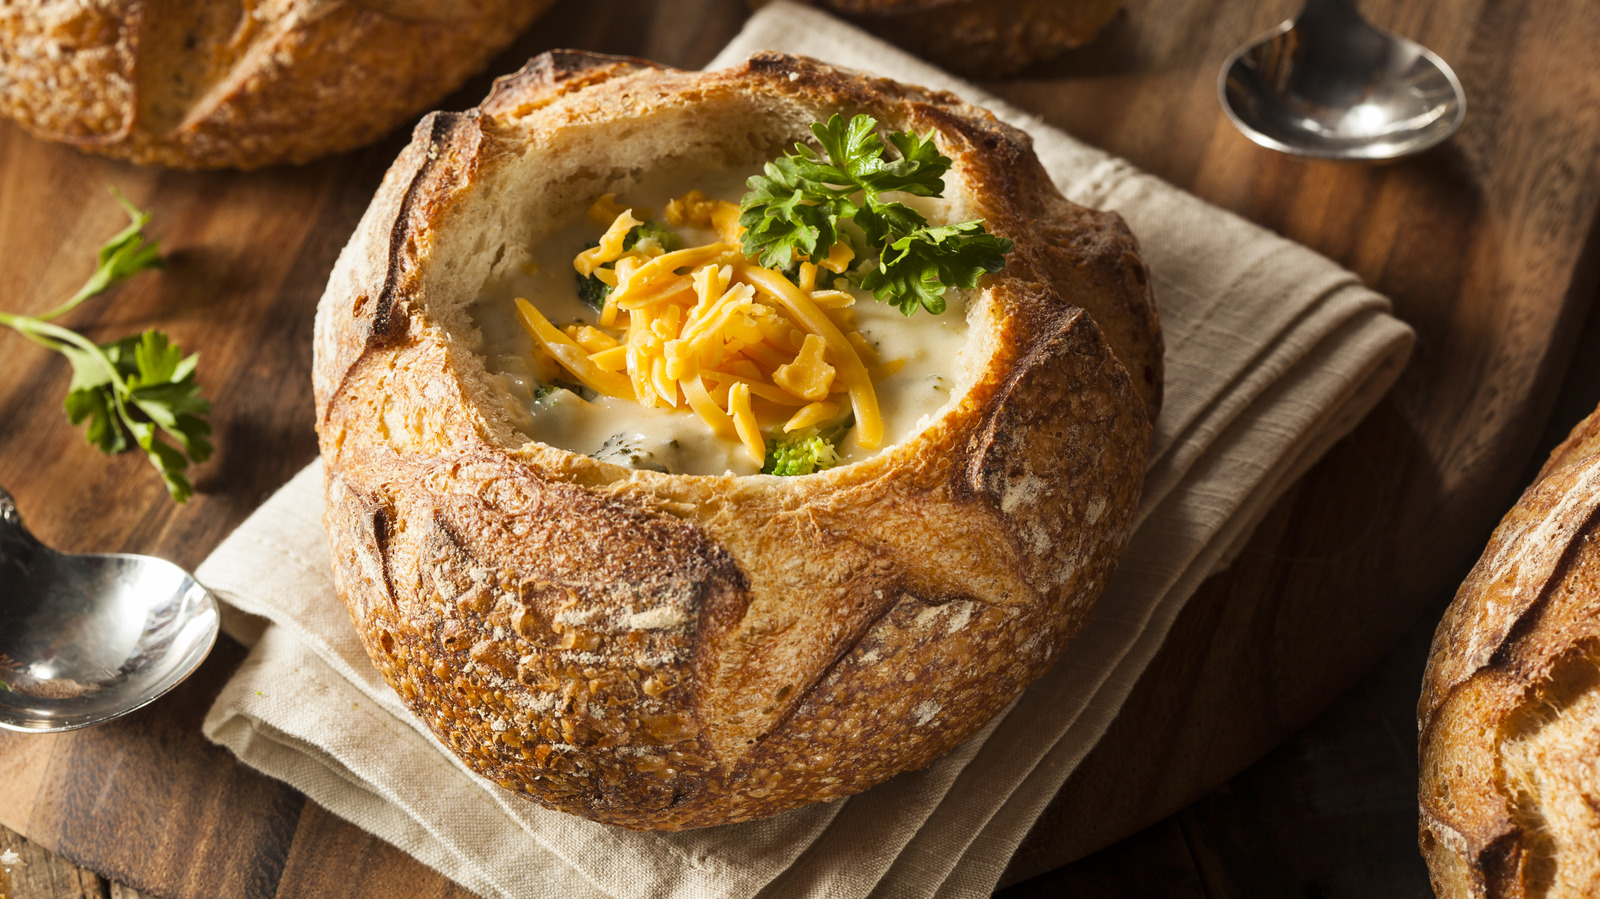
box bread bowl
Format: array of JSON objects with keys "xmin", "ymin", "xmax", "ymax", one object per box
[
  {"xmin": 312, "ymin": 49, "xmax": 1161, "ymax": 829},
  {"xmin": 764, "ymin": 0, "xmax": 1124, "ymax": 76},
  {"xmin": 1419, "ymin": 406, "xmax": 1600, "ymax": 896},
  {"xmin": 0, "ymin": 0, "xmax": 553, "ymax": 169}
]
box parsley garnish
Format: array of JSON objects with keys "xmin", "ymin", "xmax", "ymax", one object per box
[
  {"xmin": 738, "ymin": 113, "xmax": 1013, "ymax": 316},
  {"xmin": 0, "ymin": 190, "xmax": 211, "ymax": 503},
  {"xmin": 860, "ymin": 221, "xmax": 1012, "ymax": 317}
]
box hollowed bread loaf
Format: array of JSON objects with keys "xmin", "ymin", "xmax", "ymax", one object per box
[
  {"xmin": 1420, "ymin": 406, "xmax": 1600, "ymax": 896},
  {"xmin": 312, "ymin": 49, "xmax": 1161, "ymax": 829},
  {"xmin": 0, "ymin": 0, "xmax": 553, "ymax": 169}
]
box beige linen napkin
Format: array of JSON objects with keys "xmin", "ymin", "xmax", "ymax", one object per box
[{"xmin": 200, "ymin": 4, "xmax": 1415, "ymax": 897}]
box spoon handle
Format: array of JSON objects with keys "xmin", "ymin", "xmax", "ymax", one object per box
[
  {"xmin": 1299, "ymin": 0, "xmax": 1369, "ymax": 31},
  {"xmin": 0, "ymin": 485, "xmax": 44, "ymax": 556}
]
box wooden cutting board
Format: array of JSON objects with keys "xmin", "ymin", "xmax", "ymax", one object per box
[{"xmin": 2, "ymin": 0, "xmax": 1598, "ymax": 895}]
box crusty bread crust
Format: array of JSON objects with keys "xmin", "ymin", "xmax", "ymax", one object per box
[
  {"xmin": 0, "ymin": 0, "xmax": 552, "ymax": 170},
  {"xmin": 313, "ymin": 50, "xmax": 1160, "ymax": 829},
  {"xmin": 1420, "ymin": 408, "xmax": 1600, "ymax": 897},
  {"xmin": 765, "ymin": 0, "xmax": 1124, "ymax": 77}
]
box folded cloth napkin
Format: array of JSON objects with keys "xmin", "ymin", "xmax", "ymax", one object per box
[{"xmin": 200, "ymin": 4, "xmax": 1415, "ymax": 897}]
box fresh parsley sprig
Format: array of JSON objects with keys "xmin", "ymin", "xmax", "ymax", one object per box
[
  {"xmin": 0, "ymin": 190, "xmax": 212, "ymax": 503},
  {"xmin": 861, "ymin": 221, "xmax": 1012, "ymax": 317},
  {"xmin": 738, "ymin": 113, "xmax": 1014, "ymax": 316}
]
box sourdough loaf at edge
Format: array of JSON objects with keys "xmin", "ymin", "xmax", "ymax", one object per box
[
  {"xmin": 0, "ymin": 0, "xmax": 553, "ymax": 169},
  {"xmin": 313, "ymin": 50, "xmax": 1161, "ymax": 829},
  {"xmin": 1420, "ymin": 407, "xmax": 1600, "ymax": 896}
]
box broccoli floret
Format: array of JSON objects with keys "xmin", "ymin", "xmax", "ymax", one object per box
[
  {"xmin": 591, "ymin": 433, "xmax": 669, "ymax": 472},
  {"xmin": 573, "ymin": 223, "xmax": 679, "ymax": 310},
  {"xmin": 572, "ymin": 239, "xmax": 612, "ymax": 311},
  {"xmin": 533, "ymin": 379, "xmax": 597, "ymax": 402},
  {"xmin": 761, "ymin": 414, "xmax": 854, "ymax": 476},
  {"xmin": 624, "ymin": 221, "xmax": 680, "ymax": 254},
  {"xmin": 762, "ymin": 434, "xmax": 841, "ymax": 476},
  {"xmin": 575, "ymin": 272, "xmax": 611, "ymax": 311}
]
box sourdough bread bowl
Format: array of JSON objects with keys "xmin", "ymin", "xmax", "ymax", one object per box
[
  {"xmin": 0, "ymin": 0, "xmax": 553, "ymax": 169},
  {"xmin": 1420, "ymin": 406, "xmax": 1600, "ymax": 896},
  {"xmin": 313, "ymin": 49, "xmax": 1161, "ymax": 829},
  {"xmin": 763, "ymin": 0, "xmax": 1124, "ymax": 76}
]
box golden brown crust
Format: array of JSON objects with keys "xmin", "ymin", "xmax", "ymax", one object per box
[
  {"xmin": 0, "ymin": 0, "xmax": 553, "ymax": 170},
  {"xmin": 1420, "ymin": 406, "xmax": 1600, "ymax": 897},
  {"xmin": 314, "ymin": 50, "xmax": 1159, "ymax": 829},
  {"xmin": 764, "ymin": 0, "xmax": 1124, "ymax": 77}
]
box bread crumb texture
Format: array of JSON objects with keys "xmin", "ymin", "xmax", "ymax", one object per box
[
  {"xmin": 1421, "ymin": 408, "xmax": 1600, "ymax": 897},
  {"xmin": 313, "ymin": 50, "xmax": 1159, "ymax": 829}
]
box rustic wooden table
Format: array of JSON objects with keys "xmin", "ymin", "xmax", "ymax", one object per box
[{"xmin": 3, "ymin": 0, "xmax": 1599, "ymax": 896}]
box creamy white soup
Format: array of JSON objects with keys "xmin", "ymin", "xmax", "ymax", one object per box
[{"xmin": 470, "ymin": 166, "xmax": 972, "ymax": 476}]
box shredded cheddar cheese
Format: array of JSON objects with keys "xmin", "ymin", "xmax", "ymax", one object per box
[
  {"xmin": 586, "ymin": 193, "xmax": 630, "ymax": 225},
  {"xmin": 785, "ymin": 400, "xmax": 840, "ymax": 432},
  {"xmin": 773, "ymin": 334, "xmax": 835, "ymax": 401},
  {"xmin": 517, "ymin": 192, "xmax": 903, "ymax": 467}
]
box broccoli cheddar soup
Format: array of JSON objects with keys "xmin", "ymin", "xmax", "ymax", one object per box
[{"xmin": 470, "ymin": 116, "xmax": 1011, "ymax": 477}]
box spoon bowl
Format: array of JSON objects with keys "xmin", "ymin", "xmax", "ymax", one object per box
[
  {"xmin": 0, "ymin": 487, "xmax": 218, "ymax": 732},
  {"xmin": 1219, "ymin": 0, "xmax": 1465, "ymax": 160}
]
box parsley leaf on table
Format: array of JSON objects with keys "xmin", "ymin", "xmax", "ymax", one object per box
[
  {"xmin": 738, "ymin": 113, "xmax": 1012, "ymax": 314},
  {"xmin": 0, "ymin": 190, "xmax": 212, "ymax": 503}
]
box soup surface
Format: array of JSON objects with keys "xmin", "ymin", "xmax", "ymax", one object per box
[{"xmin": 471, "ymin": 166, "xmax": 972, "ymax": 476}]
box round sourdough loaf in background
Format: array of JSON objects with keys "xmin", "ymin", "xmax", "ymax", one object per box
[
  {"xmin": 313, "ymin": 49, "xmax": 1161, "ymax": 829},
  {"xmin": 0, "ymin": 0, "xmax": 553, "ymax": 169},
  {"xmin": 1420, "ymin": 406, "xmax": 1600, "ymax": 897},
  {"xmin": 760, "ymin": 0, "xmax": 1124, "ymax": 76}
]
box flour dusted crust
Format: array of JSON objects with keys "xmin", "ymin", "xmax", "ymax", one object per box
[
  {"xmin": 765, "ymin": 0, "xmax": 1124, "ymax": 76},
  {"xmin": 1420, "ymin": 408, "xmax": 1600, "ymax": 897},
  {"xmin": 0, "ymin": 0, "xmax": 552, "ymax": 169},
  {"xmin": 313, "ymin": 50, "xmax": 1160, "ymax": 829}
]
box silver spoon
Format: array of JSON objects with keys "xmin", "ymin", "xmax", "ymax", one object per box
[
  {"xmin": 1218, "ymin": 0, "xmax": 1465, "ymax": 160},
  {"xmin": 0, "ymin": 486, "xmax": 218, "ymax": 732}
]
